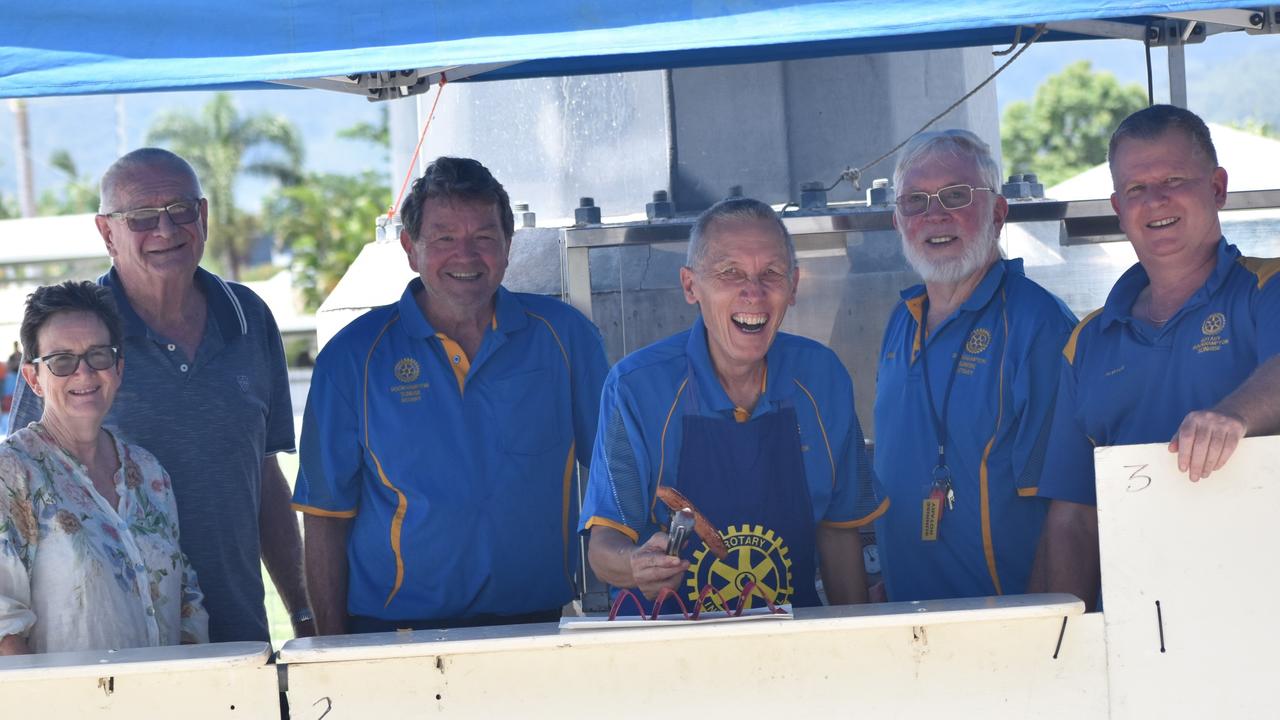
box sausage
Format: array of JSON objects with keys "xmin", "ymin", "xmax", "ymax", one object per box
[{"xmin": 655, "ymin": 486, "xmax": 729, "ymax": 561}]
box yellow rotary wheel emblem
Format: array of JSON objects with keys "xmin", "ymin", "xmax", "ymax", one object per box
[
  {"xmin": 394, "ymin": 357, "xmax": 420, "ymax": 383},
  {"xmin": 965, "ymin": 328, "xmax": 991, "ymax": 355},
  {"xmin": 688, "ymin": 524, "xmax": 792, "ymax": 611},
  {"xmin": 1201, "ymin": 312, "xmax": 1226, "ymax": 336}
]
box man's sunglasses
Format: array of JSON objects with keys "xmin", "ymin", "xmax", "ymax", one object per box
[
  {"xmin": 895, "ymin": 184, "xmax": 994, "ymax": 217},
  {"xmin": 103, "ymin": 200, "xmax": 201, "ymax": 232},
  {"xmin": 30, "ymin": 346, "xmax": 120, "ymax": 377}
]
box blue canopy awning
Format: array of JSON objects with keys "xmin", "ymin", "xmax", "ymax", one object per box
[{"xmin": 0, "ymin": 1, "xmax": 1262, "ymax": 98}]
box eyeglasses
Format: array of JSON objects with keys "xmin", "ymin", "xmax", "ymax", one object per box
[
  {"xmin": 30, "ymin": 346, "xmax": 119, "ymax": 377},
  {"xmin": 895, "ymin": 185, "xmax": 994, "ymax": 217},
  {"xmin": 104, "ymin": 200, "xmax": 201, "ymax": 232}
]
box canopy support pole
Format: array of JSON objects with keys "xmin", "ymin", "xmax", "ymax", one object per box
[{"xmin": 1167, "ymin": 43, "xmax": 1188, "ymax": 108}]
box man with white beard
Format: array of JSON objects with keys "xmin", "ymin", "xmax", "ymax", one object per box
[{"xmin": 872, "ymin": 130, "xmax": 1076, "ymax": 602}]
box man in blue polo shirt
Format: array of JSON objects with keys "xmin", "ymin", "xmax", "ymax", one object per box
[
  {"xmin": 874, "ymin": 130, "xmax": 1076, "ymax": 602},
  {"xmin": 1031, "ymin": 106, "xmax": 1280, "ymax": 609},
  {"xmin": 581, "ymin": 198, "xmax": 881, "ymax": 612},
  {"xmin": 9, "ymin": 148, "xmax": 310, "ymax": 643},
  {"xmin": 294, "ymin": 157, "xmax": 608, "ymax": 633}
]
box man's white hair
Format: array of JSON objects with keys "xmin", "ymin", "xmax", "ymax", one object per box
[
  {"xmin": 99, "ymin": 148, "xmax": 202, "ymax": 214},
  {"xmin": 892, "ymin": 129, "xmax": 1003, "ymax": 195}
]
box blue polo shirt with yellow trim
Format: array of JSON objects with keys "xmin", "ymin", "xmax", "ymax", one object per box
[
  {"xmin": 874, "ymin": 259, "xmax": 1076, "ymax": 601},
  {"xmin": 293, "ymin": 279, "xmax": 608, "ymax": 621},
  {"xmin": 579, "ymin": 315, "xmax": 883, "ymax": 546},
  {"xmin": 1040, "ymin": 239, "xmax": 1280, "ymax": 506}
]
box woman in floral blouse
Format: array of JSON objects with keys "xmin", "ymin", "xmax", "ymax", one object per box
[{"xmin": 0, "ymin": 281, "xmax": 207, "ymax": 654}]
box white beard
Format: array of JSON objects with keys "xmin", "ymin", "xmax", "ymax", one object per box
[{"xmin": 902, "ymin": 224, "xmax": 999, "ymax": 284}]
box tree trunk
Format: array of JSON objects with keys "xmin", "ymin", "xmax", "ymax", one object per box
[{"xmin": 8, "ymin": 99, "xmax": 36, "ymax": 217}]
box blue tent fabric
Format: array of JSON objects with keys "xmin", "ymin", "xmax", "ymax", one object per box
[{"xmin": 0, "ymin": 1, "xmax": 1253, "ymax": 97}]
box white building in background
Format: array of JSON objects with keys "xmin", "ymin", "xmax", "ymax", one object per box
[
  {"xmin": 1003, "ymin": 123, "xmax": 1280, "ymax": 318},
  {"xmin": 0, "ymin": 213, "xmax": 313, "ymax": 356}
]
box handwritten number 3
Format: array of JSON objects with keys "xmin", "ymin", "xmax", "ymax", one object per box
[{"xmin": 1125, "ymin": 464, "xmax": 1152, "ymax": 492}]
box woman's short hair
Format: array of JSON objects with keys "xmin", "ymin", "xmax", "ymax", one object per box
[
  {"xmin": 20, "ymin": 281, "xmax": 124, "ymax": 361},
  {"xmin": 399, "ymin": 156, "xmax": 514, "ymax": 243}
]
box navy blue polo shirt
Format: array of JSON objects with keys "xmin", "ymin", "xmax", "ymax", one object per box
[
  {"xmin": 1040, "ymin": 239, "xmax": 1280, "ymax": 506},
  {"xmin": 874, "ymin": 259, "xmax": 1076, "ymax": 601},
  {"xmin": 293, "ymin": 280, "xmax": 608, "ymax": 622},
  {"xmin": 9, "ymin": 267, "xmax": 295, "ymax": 643}
]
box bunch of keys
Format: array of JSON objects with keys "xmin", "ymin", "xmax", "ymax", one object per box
[
  {"xmin": 667, "ymin": 508, "xmax": 695, "ymax": 556},
  {"xmin": 921, "ymin": 466, "xmax": 955, "ymax": 542}
]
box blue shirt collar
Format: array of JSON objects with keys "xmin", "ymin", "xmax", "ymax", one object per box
[
  {"xmin": 100, "ymin": 266, "xmax": 247, "ymax": 343},
  {"xmin": 684, "ymin": 314, "xmax": 795, "ymax": 415},
  {"xmin": 1099, "ymin": 237, "xmax": 1237, "ymax": 329},
  {"xmin": 396, "ymin": 279, "xmax": 529, "ymax": 339}
]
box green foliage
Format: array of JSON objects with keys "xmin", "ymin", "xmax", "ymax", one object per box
[
  {"xmin": 147, "ymin": 93, "xmax": 304, "ymax": 280},
  {"xmin": 337, "ymin": 107, "xmax": 390, "ymax": 162},
  {"xmin": 1001, "ymin": 61, "xmax": 1147, "ymax": 187},
  {"xmin": 37, "ymin": 148, "xmax": 99, "ymax": 215},
  {"xmin": 263, "ymin": 170, "xmax": 391, "ymax": 312},
  {"xmin": 1226, "ymin": 117, "xmax": 1277, "ymax": 139}
]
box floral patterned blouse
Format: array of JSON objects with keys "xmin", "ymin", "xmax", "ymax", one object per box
[{"xmin": 0, "ymin": 423, "xmax": 208, "ymax": 653}]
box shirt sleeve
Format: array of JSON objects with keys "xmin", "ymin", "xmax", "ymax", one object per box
[
  {"xmin": 291, "ymin": 350, "xmax": 363, "ymax": 517},
  {"xmin": 579, "ymin": 370, "xmax": 657, "ymax": 543},
  {"xmin": 1036, "ymin": 357, "xmax": 1098, "ymax": 506},
  {"xmin": 569, "ymin": 315, "xmax": 610, "ymax": 468},
  {"xmin": 1254, "ymin": 270, "xmax": 1280, "ymax": 362},
  {"xmin": 822, "ymin": 365, "xmax": 886, "ymax": 527},
  {"xmin": 1010, "ymin": 311, "xmax": 1076, "ymax": 494},
  {"xmin": 0, "ymin": 449, "xmax": 37, "ymax": 641},
  {"xmin": 259, "ymin": 304, "xmax": 296, "ymax": 456}
]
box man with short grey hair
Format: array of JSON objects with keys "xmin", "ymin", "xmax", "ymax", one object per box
[
  {"xmin": 582, "ymin": 196, "xmax": 880, "ymax": 612},
  {"xmin": 9, "ymin": 147, "xmax": 311, "ymax": 643},
  {"xmin": 873, "ymin": 130, "xmax": 1076, "ymax": 602}
]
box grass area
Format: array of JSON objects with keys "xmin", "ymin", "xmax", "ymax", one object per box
[{"xmin": 263, "ymin": 452, "xmax": 300, "ymax": 648}]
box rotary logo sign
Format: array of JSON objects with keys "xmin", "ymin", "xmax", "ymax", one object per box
[
  {"xmin": 965, "ymin": 328, "xmax": 992, "ymax": 355},
  {"xmin": 688, "ymin": 524, "xmax": 792, "ymax": 611}
]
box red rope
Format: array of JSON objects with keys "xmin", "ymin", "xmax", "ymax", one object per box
[{"xmin": 388, "ymin": 73, "xmax": 449, "ymax": 219}]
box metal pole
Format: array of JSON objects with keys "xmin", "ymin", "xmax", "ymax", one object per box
[{"xmin": 1167, "ymin": 43, "xmax": 1188, "ymax": 108}]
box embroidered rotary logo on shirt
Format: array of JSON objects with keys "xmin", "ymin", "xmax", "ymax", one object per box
[
  {"xmin": 1193, "ymin": 312, "xmax": 1230, "ymax": 354},
  {"xmin": 688, "ymin": 524, "xmax": 792, "ymax": 611},
  {"xmin": 394, "ymin": 357, "xmax": 420, "ymax": 383},
  {"xmin": 1201, "ymin": 312, "xmax": 1226, "ymax": 336},
  {"xmin": 965, "ymin": 328, "xmax": 991, "ymax": 355},
  {"xmin": 390, "ymin": 357, "xmax": 429, "ymax": 402}
]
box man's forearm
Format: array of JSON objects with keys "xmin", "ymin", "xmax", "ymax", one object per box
[
  {"xmin": 817, "ymin": 524, "xmax": 868, "ymax": 605},
  {"xmin": 1217, "ymin": 355, "xmax": 1280, "ymax": 435},
  {"xmin": 1029, "ymin": 500, "xmax": 1100, "ymax": 612},
  {"xmin": 258, "ymin": 456, "xmax": 311, "ymax": 627},
  {"xmin": 587, "ymin": 526, "xmax": 641, "ymax": 589},
  {"xmin": 303, "ymin": 514, "xmax": 352, "ymax": 635}
]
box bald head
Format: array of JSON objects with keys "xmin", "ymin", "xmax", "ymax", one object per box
[{"xmin": 99, "ymin": 148, "xmax": 203, "ymax": 214}]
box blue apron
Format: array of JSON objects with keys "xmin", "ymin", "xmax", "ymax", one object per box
[{"xmin": 655, "ymin": 364, "xmax": 819, "ymax": 613}]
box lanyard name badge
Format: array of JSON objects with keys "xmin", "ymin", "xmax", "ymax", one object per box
[{"xmin": 918, "ymin": 299, "xmax": 984, "ymax": 542}]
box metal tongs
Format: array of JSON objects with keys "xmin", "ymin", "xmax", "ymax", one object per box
[{"xmin": 666, "ymin": 508, "xmax": 695, "ymax": 556}]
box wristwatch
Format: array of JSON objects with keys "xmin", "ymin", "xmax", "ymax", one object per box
[{"xmin": 291, "ymin": 607, "xmax": 315, "ymax": 625}]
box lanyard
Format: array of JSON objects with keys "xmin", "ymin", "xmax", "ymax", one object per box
[{"xmin": 918, "ymin": 300, "xmax": 984, "ymax": 473}]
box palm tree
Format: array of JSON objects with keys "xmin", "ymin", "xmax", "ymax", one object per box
[{"xmin": 147, "ymin": 93, "xmax": 303, "ymax": 280}]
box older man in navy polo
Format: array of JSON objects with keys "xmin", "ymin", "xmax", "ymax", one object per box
[{"xmin": 9, "ymin": 148, "xmax": 311, "ymax": 643}]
